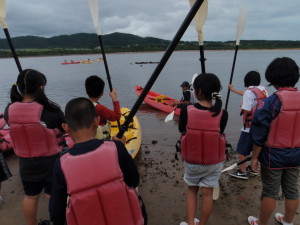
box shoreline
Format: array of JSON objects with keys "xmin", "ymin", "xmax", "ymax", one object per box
[{"xmin": 1, "ymin": 48, "xmax": 300, "ymax": 60}]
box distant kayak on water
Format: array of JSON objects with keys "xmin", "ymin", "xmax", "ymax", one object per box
[
  {"xmin": 134, "ymin": 85, "xmax": 181, "ymax": 116},
  {"xmin": 61, "ymin": 61, "xmax": 81, "ymax": 65},
  {"xmin": 61, "ymin": 58, "xmax": 103, "ymax": 65}
]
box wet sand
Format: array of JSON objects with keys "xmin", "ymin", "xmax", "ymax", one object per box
[{"xmin": 0, "ymin": 108, "xmax": 300, "ymax": 225}]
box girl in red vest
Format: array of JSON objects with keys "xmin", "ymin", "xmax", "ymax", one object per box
[
  {"xmin": 179, "ymin": 73, "xmax": 228, "ymax": 225},
  {"xmin": 4, "ymin": 69, "xmax": 65, "ymax": 225},
  {"xmin": 248, "ymin": 57, "xmax": 300, "ymax": 225}
]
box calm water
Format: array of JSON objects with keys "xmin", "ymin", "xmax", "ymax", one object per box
[{"xmin": 1, "ymin": 50, "xmax": 300, "ymax": 146}]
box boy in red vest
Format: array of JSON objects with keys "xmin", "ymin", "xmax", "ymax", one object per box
[
  {"xmin": 248, "ymin": 57, "xmax": 300, "ymax": 225},
  {"xmin": 49, "ymin": 97, "xmax": 143, "ymax": 225},
  {"xmin": 85, "ymin": 75, "xmax": 121, "ymax": 139}
]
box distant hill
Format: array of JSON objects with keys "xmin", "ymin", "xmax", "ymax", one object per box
[
  {"xmin": 0, "ymin": 32, "xmax": 300, "ymax": 57},
  {"xmin": 0, "ymin": 32, "xmax": 170, "ymax": 49}
]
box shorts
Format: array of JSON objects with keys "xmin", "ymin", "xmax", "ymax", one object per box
[
  {"xmin": 261, "ymin": 165, "xmax": 300, "ymax": 200},
  {"xmin": 0, "ymin": 151, "xmax": 12, "ymax": 182},
  {"xmin": 22, "ymin": 180, "xmax": 52, "ymax": 196},
  {"xmin": 183, "ymin": 162, "xmax": 223, "ymax": 188},
  {"xmin": 236, "ymin": 131, "xmax": 253, "ymax": 156}
]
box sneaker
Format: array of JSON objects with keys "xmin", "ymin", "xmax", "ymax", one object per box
[
  {"xmin": 38, "ymin": 220, "xmax": 50, "ymax": 225},
  {"xmin": 179, "ymin": 218, "xmax": 200, "ymax": 225},
  {"xmin": 248, "ymin": 216, "xmax": 258, "ymax": 225},
  {"xmin": 247, "ymin": 165, "xmax": 259, "ymax": 176},
  {"xmin": 229, "ymin": 169, "xmax": 248, "ymax": 180},
  {"xmin": 275, "ymin": 213, "xmax": 294, "ymax": 225}
]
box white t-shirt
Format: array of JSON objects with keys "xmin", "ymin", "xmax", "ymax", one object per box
[{"xmin": 241, "ymin": 86, "xmax": 268, "ymax": 132}]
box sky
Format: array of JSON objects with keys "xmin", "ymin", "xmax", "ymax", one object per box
[{"xmin": 2, "ymin": 0, "xmax": 300, "ymax": 42}]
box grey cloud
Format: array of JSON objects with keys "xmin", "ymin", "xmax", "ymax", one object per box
[{"xmin": 2, "ymin": 0, "xmax": 300, "ymax": 41}]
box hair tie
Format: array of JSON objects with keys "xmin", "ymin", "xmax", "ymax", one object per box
[{"xmin": 211, "ymin": 92, "xmax": 222, "ymax": 100}]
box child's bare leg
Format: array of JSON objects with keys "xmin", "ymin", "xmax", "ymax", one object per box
[
  {"xmin": 199, "ymin": 187, "xmax": 213, "ymax": 225},
  {"xmin": 283, "ymin": 199, "xmax": 299, "ymax": 223},
  {"xmin": 238, "ymin": 154, "xmax": 247, "ymax": 172},
  {"xmin": 23, "ymin": 195, "xmax": 40, "ymax": 225},
  {"xmin": 186, "ymin": 186, "xmax": 199, "ymax": 225},
  {"xmin": 258, "ymin": 197, "xmax": 276, "ymax": 225}
]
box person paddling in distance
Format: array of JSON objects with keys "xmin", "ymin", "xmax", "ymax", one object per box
[
  {"xmin": 170, "ymin": 81, "xmax": 195, "ymax": 107},
  {"xmin": 179, "ymin": 73, "xmax": 228, "ymax": 225},
  {"xmin": 85, "ymin": 75, "xmax": 121, "ymax": 139},
  {"xmin": 4, "ymin": 69, "xmax": 65, "ymax": 225},
  {"xmin": 248, "ymin": 57, "xmax": 300, "ymax": 225},
  {"xmin": 49, "ymin": 97, "xmax": 143, "ymax": 225},
  {"xmin": 228, "ymin": 71, "xmax": 268, "ymax": 179}
]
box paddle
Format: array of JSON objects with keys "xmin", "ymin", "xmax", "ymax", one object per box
[
  {"xmin": 87, "ymin": 0, "xmax": 113, "ymax": 91},
  {"xmin": 224, "ymin": 7, "xmax": 248, "ymax": 111},
  {"xmin": 213, "ymin": 7, "xmax": 247, "ymax": 200},
  {"xmin": 87, "ymin": 0, "xmax": 121, "ymax": 128},
  {"xmin": 116, "ymin": 0, "xmax": 205, "ymax": 138},
  {"xmin": 221, "ymin": 156, "xmax": 252, "ymax": 173},
  {"xmin": 165, "ymin": 73, "xmax": 198, "ymax": 123},
  {"xmin": 0, "ymin": 0, "xmax": 22, "ymax": 72},
  {"xmin": 189, "ymin": 0, "xmax": 208, "ymax": 74}
]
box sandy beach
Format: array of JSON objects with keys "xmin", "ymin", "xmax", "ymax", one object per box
[{"xmin": 1, "ymin": 123, "xmax": 300, "ymax": 225}]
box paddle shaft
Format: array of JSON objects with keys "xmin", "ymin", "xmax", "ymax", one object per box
[
  {"xmin": 237, "ymin": 156, "xmax": 251, "ymax": 166},
  {"xmin": 97, "ymin": 35, "xmax": 113, "ymax": 91},
  {"xmin": 225, "ymin": 45, "xmax": 239, "ymax": 111},
  {"xmin": 3, "ymin": 28, "xmax": 22, "ymax": 72},
  {"xmin": 97, "ymin": 35, "xmax": 121, "ymax": 129},
  {"xmin": 116, "ymin": 0, "xmax": 205, "ymax": 138},
  {"xmin": 199, "ymin": 44, "xmax": 206, "ymax": 73}
]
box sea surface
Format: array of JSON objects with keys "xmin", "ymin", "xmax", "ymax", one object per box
[{"xmin": 1, "ymin": 49, "xmax": 300, "ymax": 147}]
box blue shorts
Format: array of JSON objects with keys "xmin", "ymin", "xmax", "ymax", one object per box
[
  {"xmin": 236, "ymin": 131, "xmax": 253, "ymax": 156},
  {"xmin": 22, "ymin": 180, "xmax": 52, "ymax": 196}
]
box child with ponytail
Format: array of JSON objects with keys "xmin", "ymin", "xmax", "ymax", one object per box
[
  {"xmin": 4, "ymin": 69, "xmax": 65, "ymax": 225},
  {"xmin": 179, "ymin": 73, "xmax": 228, "ymax": 225}
]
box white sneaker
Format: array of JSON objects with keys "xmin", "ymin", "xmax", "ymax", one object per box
[
  {"xmin": 275, "ymin": 213, "xmax": 293, "ymax": 225},
  {"xmin": 248, "ymin": 216, "xmax": 258, "ymax": 225},
  {"xmin": 180, "ymin": 218, "xmax": 200, "ymax": 225}
]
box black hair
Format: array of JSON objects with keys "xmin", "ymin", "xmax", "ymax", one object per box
[
  {"xmin": 193, "ymin": 73, "xmax": 222, "ymax": 117},
  {"xmin": 65, "ymin": 97, "xmax": 96, "ymax": 132},
  {"xmin": 244, "ymin": 71, "xmax": 261, "ymax": 87},
  {"xmin": 85, "ymin": 75, "xmax": 105, "ymax": 98},
  {"xmin": 10, "ymin": 69, "xmax": 61, "ymax": 112},
  {"xmin": 265, "ymin": 57, "xmax": 300, "ymax": 87}
]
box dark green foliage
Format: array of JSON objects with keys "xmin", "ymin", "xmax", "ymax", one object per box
[{"xmin": 0, "ymin": 32, "xmax": 299, "ymax": 58}]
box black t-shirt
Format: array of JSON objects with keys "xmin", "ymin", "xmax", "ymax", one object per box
[
  {"xmin": 179, "ymin": 103, "xmax": 228, "ymax": 134},
  {"xmin": 182, "ymin": 90, "xmax": 191, "ymax": 102},
  {"xmin": 49, "ymin": 139, "xmax": 139, "ymax": 225}
]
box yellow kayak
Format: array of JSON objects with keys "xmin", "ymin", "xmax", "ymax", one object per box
[{"xmin": 110, "ymin": 107, "xmax": 142, "ymax": 159}]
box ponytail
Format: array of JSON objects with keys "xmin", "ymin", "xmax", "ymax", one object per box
[
  {"xmin": 210, "ymin": 92, "xmax": 222, "ymax": 117},
  {"xmin": 10, "ymin": 83, "xmax": 23, "ymax": 103}
]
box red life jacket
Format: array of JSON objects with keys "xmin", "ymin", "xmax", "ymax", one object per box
[
  {"xmin": 8, "ymin": 102, "xmax": 63, "ymax": 158},
  {"xmin": 242, "ymin": 87, "xmax": 267, "ymax": 128},
  {"xmin": 60, "ymin": 141, "xmax": 144, "ymax": 225},
  {"xmin": 265, "ymin": 90, "xmax": 300, "ymax": 149},
  {"xmin": 181, "ymin": 105, "xmax": 226, "ymax": 165},
  {"xmin": 0, "ymin": 129, "xmax": 14, "ymax": 152}
]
